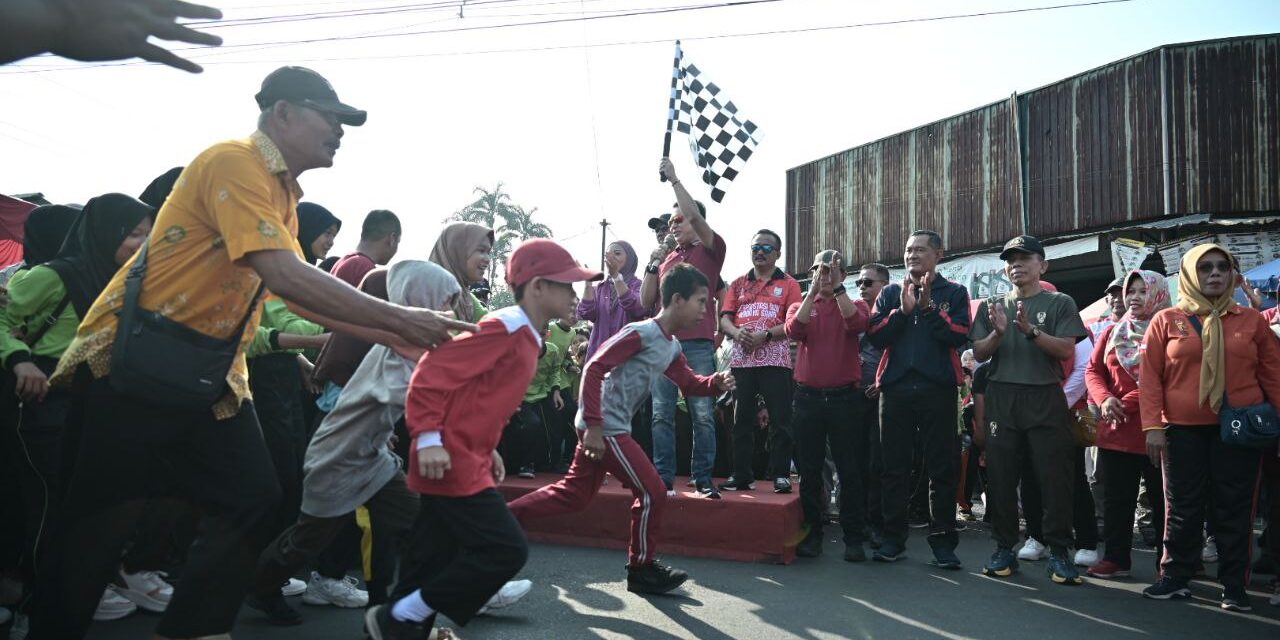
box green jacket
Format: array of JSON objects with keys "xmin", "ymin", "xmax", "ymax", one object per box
[
  {"xmin": 525, "ymin": 341, "xmax": 566, "ymax": 403},
  {"xmin": 246, "ymin": 297, "xmax": 326, "ymax": 358},
  {"xmin": 0, "ymin": 266, "xmax": 78, "ymax": 369}
]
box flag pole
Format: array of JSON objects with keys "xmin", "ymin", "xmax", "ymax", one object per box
[{"xmin": 660, "ymin": 40, "xmax": 681, "ymax": 182}]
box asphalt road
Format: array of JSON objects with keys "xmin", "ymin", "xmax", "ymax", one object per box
[{"xmin": 79, "ymin": 519, "xmax": 1279, "ymax": 640}]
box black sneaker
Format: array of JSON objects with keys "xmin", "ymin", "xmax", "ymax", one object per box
[
  {"xmin": 364, "ymin": 603, "xmax": 425, "ymax": 640},
  {"xmin": 245, "ymin": 592, "xmax": 302, "ymax": 626},
  {"xmin": 843, "ymin": 544, "xmax": 867, "ymax": 563},
  {"xmin": 718, "ymin": 476, "xmax": 755, "ymax": 491},
  {"xmin": 1142, "ymin": 576, "xmax": 1191, "ymax": 600},
  {"xmin": 773, "ymin": 477, "xmax": 792, "ymax": 494},
  {"xmin": 796, "ymin": 532, "xmax": 823, "ymax": 558},
  {"xmin": 930, "ymin": 547, "xmax": 963, "ymax": 571},
  {"xmin": 517, "ymin": 464, "xmax": 536, "ymax": 479},
  {"xmin": 626, "ymin": 562, "xmax": 689, "ymax": 595},
  {"xmin": 1221, "ymin": 586, "xmax": 1252, "ymax": 612},
  {"xmin": 872, "ymin": 541, "xmax": 906, "ymax": 563},
  {"xmin": 695, "ymin": 480, "xmax": 721, "ymax": 500}
]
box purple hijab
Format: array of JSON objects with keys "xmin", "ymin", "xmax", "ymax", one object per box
[{"xmin": 576, "ymin": 240, "xmax": 648, "ymax": 360}]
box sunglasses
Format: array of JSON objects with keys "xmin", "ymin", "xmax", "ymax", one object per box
[
  {"xmin": 854, "ymin": 279, "xmax": 886, "ymax": 288},
  {"xmin": 1196, "ymin": 260, "xmax": 1233, "ymax": 274},
  {"xmin": 750, "ymin": 244, "xmax": 777, "ymax": 254}
]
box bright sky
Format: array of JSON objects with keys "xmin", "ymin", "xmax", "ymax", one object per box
[{"xmin": 2, "ymin": 0, "xmax": 1277, "ymax": 284}]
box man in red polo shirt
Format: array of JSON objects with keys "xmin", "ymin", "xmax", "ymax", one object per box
[
  {"xmin": 785, "ymin": 250, "xmax": 870, "ymax": 561},
  {"xmin": 640, "ymin": 158, "xmax": 727, "ymax": 498},
  {"xmin": 331, "ymin": 209, "xmax": 400, "ymax": 287},
  {"xmin": 718, "ymin": 229, "xmax": 802, "ymax": 494}
]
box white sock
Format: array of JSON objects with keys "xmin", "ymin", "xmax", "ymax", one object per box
[{"xmin": 390, "ymin": 590, "xmax": 434, "ymax": 623}]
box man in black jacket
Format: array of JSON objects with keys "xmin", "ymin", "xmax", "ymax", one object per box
[{"xmin": 866, "ymin": 230, "xmax": 970, "ymax": 568}]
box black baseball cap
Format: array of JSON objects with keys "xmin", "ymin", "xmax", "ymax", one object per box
[
  {"xmin": 255, "ymin": 66, "xmax": 367, "ymax": 127},
  {"xmin": 1105, "ymin": 276, "xmax": 1124, "ymax": 294},
  {"xmin": 999, "ymin": 235, "xmax": 1045, "ymax": 260},
  {"xmin": 647, "ymin": 213, "xmax": 671, "ymax": 231}
]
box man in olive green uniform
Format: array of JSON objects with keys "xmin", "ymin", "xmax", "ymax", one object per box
[{"xmin": 970, "ymin": 235, "xmax": 1088, "ymax": 585}]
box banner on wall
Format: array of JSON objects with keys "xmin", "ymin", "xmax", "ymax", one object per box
[{"xmin": 1110, "ymin": 238, "xmax": 1153, "ymax": 278}]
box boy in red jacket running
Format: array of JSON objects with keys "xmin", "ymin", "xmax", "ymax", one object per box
[
  {"xmin": 365, "ymin": 239, "xmax": 602, "ymax": 640},
  {"xmin": 509, "ymin": 264, "xmax": 736, "ymax": 595}
]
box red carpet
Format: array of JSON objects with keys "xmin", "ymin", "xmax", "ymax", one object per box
[{"xmin": 500, "ymin": 474, "xmax": 803, "ymax": 564}]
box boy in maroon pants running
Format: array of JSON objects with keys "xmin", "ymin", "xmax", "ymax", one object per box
[{"xmin": 509, "ymin": 264, "xmax": 735, "ymax": 594}]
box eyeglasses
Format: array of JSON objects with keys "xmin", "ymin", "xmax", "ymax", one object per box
[
  {"xmin": 1196, "ymin": 260, "xmax": 1233, "ymax": 274},
  {"xmin": 854, "ymin": 279, "xmax": 886, "ymax": 288},
  {"xmin": 750, "ymin": 244, "xmax": 777, "ymax": 254}
]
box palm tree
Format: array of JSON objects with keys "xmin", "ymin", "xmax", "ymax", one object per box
[
  {"xmin": 504, "ymin": 205, "xmax": 553, "ymax": 240},
  {"xmin": 446, "ymin": 183, "xmax": 518, "ymax": 230}
]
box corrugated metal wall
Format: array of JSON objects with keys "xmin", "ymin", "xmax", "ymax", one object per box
[{"xmin": 785, "ymin": 34, "xmax": 1280, "ymax": 273}]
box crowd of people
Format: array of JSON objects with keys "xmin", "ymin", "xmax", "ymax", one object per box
[{"xmin": 0, "ymin": 59, "xmax": 1279, "ymax": 640}]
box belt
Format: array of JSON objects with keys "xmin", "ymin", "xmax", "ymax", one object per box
[{"xmin": 795, "ymin": 383, "xmax": 856, "ymax": 398}]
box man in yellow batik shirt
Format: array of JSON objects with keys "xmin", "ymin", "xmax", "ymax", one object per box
[{"xmin": 32, "ymin": 67, "xmax": 473, "ymax": 640}]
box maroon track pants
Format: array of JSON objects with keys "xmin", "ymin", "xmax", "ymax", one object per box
[{"xmin": 509, "ymin": 433, "xmax": 665, "ymax": 567}]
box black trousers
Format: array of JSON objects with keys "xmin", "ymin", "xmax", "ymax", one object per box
[
  {"xmin": 1023, "ymin": 445, "xmax": 1099, "ymax": 548},
  {"xmin": 28, "ymin": 369, "xmax": 280, "ymax": 639},
  {"xmin": 793, "ymin": 386, "xmax": 864, "ymax": 544},
  {"xmin": 249, "ymin": 352, "xmax": 308, "ymax": 537},
  {"xmin": 1099, "ymin": 448, "xmax": 1164, "ymax": 569},
  {"xmin": 254, "ymin": 472, "xmax": 418, "ymax": 599},
  {"xmin": 731, "ymin": 366, "xmax": 795, "ymax": 481},
  {"xmin": 879, "ymin": 385, "xmax": 959, "ymax": 550},
  {"xmin": 391, "ymin": 489, "xmax": 528, "ymax": 628},
  {"xmin": 983, "ymin": 381, "xmax": 1075, "ymax": 552},
  {"xmin": 1160, "ymin": 425, "xmax": 1263, "ymax": 588},
  {"xmin": 501, "ymin": 400, "xmax": 550, "ymax": 472},
  {"xmin": 858, "ymin": 389, "xmax": 884, "ymax": 534}
]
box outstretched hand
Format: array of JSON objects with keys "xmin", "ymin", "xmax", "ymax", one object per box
[
  {"xmin": 50, "ymin": 0, "xmax": 225, "ymax": 73},
  {"xmin": 713, "ymin": 371, "xmax": 736, "ymax": 392}
]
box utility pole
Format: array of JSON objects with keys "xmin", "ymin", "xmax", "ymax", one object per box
[{"xmin": 599, "ymin": 219, "xmax": 609, "ymax": 271}]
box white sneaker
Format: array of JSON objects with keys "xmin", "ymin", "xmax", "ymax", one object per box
[
  {"xmin": 300, "ymin": 572, "xmax": 368, "ymax": 608},
  {"xmin": 1073, "ymin": 548, "xmax": 1099, "ymax": 567},
  {"xmin": 1201, "ymin": 538, "xmax": 1219, "ymax": 563},
  {"xmin": 1017, "ymin": 538, "xmax": 1047, "ymax": 561},
  {"xmin": 116, "ymin": 569, "xmax": 173, "ymax": 613},
  {"xmin": 93, "ymin": 586, "xmax": 137, "ymax": 621},
  {"xmin": 478, "ymin": 579, "xmax": 532, "ymax": 615},
  {"xmin": 281, "ymin": 577, "xmax": 308, "ymax": 597}
]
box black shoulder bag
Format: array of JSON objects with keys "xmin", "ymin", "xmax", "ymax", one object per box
[
  {"xmin": 109, "ymin": 240, "xmax": 264, "ymax": 410},
  {"xmin": 1186, "ymin": 313, "xmax": 1280, "ymax": 449},
  {"xmin": 22, "ymin": 295, "xmax": 71, "ymax": 348}
]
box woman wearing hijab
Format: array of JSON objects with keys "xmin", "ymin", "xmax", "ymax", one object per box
[
  {"xmin": 1084, "ymin": 270, "xmax": 1170, "ymax": 580},
  {"xmin": 577, "ymin": 240, "xmax": 648, "ymax": 361},
  {"xmin": 0, "ymin": 195, "xmax": 155, "ymax": 621},
  {"xmin": 1140, "ymin": 244, "xmax": 1280, "ymax": 610},
  {"xmin": 429, "ymin": 222, "xmax": 493, "ymax": 323},
  {"xmin": 297, "ymin": 202, "xmax": 342, "ymax": 265},
  {"xmin": 0, "ymin": 204, "xmax": 79, "ymax": 290}
]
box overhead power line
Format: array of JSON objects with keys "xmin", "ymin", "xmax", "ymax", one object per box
[{"xmin": 1, "ymin": 0, "xmax": 1140, "ymax": 74}]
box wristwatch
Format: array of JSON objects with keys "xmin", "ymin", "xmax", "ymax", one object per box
[
  {"xmin": 832, "ymin": 285, "xmax": 847, "ymax": 297},
  {"xmin": 645, "ymin": 262, "xmax": 660, "ymax": 275},
  {"xmin": 1026, "ymin": 326, "xmax": 1042, "ymax": 340}
]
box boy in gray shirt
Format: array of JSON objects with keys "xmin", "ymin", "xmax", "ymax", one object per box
[{"xmin": 508, "ymin": 264, "xmax": 735, "ymax": 595}]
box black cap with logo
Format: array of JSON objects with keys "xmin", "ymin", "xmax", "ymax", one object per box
[
  {"xmin": 255, "ymin": 66, "xmax": 367, "ymax": 127},
  {"xmin": 647, "ymin": 213, "xmax": 671, "ymax": 231},
  {"xmin": 999, "ymin": 235, "xmax": 1045, "ymax": 260}
]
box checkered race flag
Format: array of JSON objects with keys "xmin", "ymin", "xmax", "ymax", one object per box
[{"xmin": 663, "ymin": 41, "xmax": 762, "ymax": 203}]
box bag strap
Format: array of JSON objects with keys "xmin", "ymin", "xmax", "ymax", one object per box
[
  {"xmin": 1184, "ymin": 312, "xmax": 1231, "ymax": 408},
  {"xmin": 119, "ymin": 240, "xmax": 266, "ymax": 344},
  {"xmin": 24, "ymin": 295, "xmax": 71, "ymax": 348}
]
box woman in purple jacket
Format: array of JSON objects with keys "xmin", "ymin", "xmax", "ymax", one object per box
[{"xmin": 578, "ymin": 240, "xmax": 649, "ymax": 361}]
